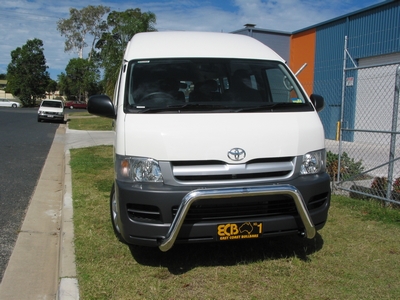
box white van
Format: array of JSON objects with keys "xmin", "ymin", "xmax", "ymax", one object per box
[{"xmin": 88, "ymin": 31, "xmax": 330, "ymax": 251}]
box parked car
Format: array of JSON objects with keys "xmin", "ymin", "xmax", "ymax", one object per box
[
  {"xmin": 0, "ymin": 98, "xmax": 20, "ymax": 108},
  {"xmin": 65, "ymin": 100, "xmax": 87, "ymax": 109},
  {"xmin": 38, "ymin": 99, "xmax": 64, "ymax": 123}
]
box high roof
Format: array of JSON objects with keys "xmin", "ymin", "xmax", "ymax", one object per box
[{"xmin": 124, "ymin": 31, "xmax": 284, "ymax": 62}]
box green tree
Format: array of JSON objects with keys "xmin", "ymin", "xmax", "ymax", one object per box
[
  {"xmin": 0, "ymin": 74, "xmax": 6, "ymax": 80},
  {"xmin": 57, "ymin": 72, "xmax": 69, "ymax": 98},
  {"xmin": 47, "ymin": 79, "xmax": 58, "ymax": 98},
  {"xmin": 62, "ymin": 58, "xmax": 100, "ymax": 101},
  {"xmin": 57, "ymin": 5, "xmax": 110, "ymax": 60},
  {"xmin": 96, "ymin": 8, "xmax": 157, "ymax": 96},
  {"xmin": 7, "ymin": 38, "xmax": 49, "ymax": 106}
]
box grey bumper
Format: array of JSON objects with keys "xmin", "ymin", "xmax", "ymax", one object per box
[{"xmin": 158, "ymin": 184, "xmax": 315, "ymax": 251}]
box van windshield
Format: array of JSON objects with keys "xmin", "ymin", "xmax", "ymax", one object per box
[
  {"xmin": 41, "ymin": 101, "xmax": 63, "ymax": 108},
  {"xmin": 124, "ymin": 58, "xmax": 313, "ymax": 113}
]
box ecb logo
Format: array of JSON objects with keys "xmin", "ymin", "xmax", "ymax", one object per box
[
  {"xmin": 217, "ymin": 222, "xmax": 262, "ymax": 240},
  {"xmin": 217, "ymin": 223, "xmax": 239, "ymax": 236}
]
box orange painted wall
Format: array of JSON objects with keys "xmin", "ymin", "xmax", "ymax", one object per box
[{"xmin": 289, "ymin": 28, "xmax": 316, "ymax": 96}]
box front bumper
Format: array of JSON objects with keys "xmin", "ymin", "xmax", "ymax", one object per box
[
  {"xmin": 38, "ymin": 112, "xmax": 64, "ymax": 121},
  {"xmin": 159, "ymin": 185, "xmax": 316, "ymax": 251},
  {"xmin": 115, "ymin": 173, "xmax": 330, "ymax": 250}
]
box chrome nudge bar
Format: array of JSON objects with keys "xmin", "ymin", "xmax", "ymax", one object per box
[{"xmin": 158, "ymin": 184, "xmax": 316, "ymax": 251}]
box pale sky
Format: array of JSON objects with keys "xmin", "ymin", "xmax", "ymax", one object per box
[{"xmin": 0, "ymin": 0, "xmax": 384, "ymax": 79}]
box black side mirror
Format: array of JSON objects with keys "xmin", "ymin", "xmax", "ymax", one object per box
[
  {"xmin": 87, "ymin": 95, "xmax": 115, "ymax": 119},
  {"xmin": 310, "ymin": 94, "xmax": 325, "ymax": 112}
]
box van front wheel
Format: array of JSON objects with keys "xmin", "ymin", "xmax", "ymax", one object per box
[{"xmin": 110, "ymin": 184, "xmax": 126, "ymax": 244}]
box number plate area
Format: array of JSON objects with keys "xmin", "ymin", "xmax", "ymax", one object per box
[{"xmin": 217, "ymin": 222, "xmax": 263, "ymax": 241}]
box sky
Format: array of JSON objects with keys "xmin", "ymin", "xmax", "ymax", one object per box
[{"xmin": 0, "ymin": 0, "xmax": 385, "ymax": 80}]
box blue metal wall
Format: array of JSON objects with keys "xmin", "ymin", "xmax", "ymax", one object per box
[
  {"xmin": 314, "ymin": 19, "xmax": 347, "ymax": 140},
  {"xmin": 348, "ymin": 2, "xmax": 400, "ymax": 58},
  {"xmin": 312, "ymin": 0, "xmax": 400, "ymax": 140}
]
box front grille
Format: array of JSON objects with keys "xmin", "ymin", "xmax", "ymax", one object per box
[
  {"xmin": 43, "ymin": 111, "xmax": 61, "ymax": 115},
  {"xmin": 172, "ymin": 195, "xmax": 297, "ymax": 222},
  {"xmin": 127, "ymin": 192, "xmax": 328, "ymax": 225},
  {"xmin": 171, "ymin": 157, "xmax": 295, "ymax": 184},
  {"xmin": 175, "ymin": 171, "xmax": 289, "ymax": 181}
]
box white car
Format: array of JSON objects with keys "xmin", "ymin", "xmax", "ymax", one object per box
[
  {"xmin": 0, "ymin": 98, "xmax": 20, "ymax": 108},
  {"xmin": 37, "ymin": 99, "xmax": 64, "ymax": 123}
]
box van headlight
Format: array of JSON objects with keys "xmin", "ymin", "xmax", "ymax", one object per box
[
  {"xmin": 116, "ymin": 156, "xmax": 163, "ymax": 182},
  {"xmin": 300, "ymin": 150, "xmax": 325, "ymax": 175}
]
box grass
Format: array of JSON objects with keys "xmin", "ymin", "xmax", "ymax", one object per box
[
  {"xmin": 66, "ymin": 111, "xmax": 113, "ymax": 131},
  {"xmin": 70, "ymin": 146, "xmax": 400, "ymax": 300},
  {"xmin": 66, "ymin": 111, "xmax": 92, "ymax": 117}
]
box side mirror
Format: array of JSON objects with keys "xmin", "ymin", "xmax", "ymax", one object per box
[
  {"xmin": 310, "ymin": 94, "xmax": 325, "ymax": 112},
  {"xmin": 87, "ymin": 95, "xmax": 115, "ymax": 119}
]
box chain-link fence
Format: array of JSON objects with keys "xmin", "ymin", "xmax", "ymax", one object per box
[{"xmin": 320, "ymin": 36, "xmax": 400, "ymax": 205}]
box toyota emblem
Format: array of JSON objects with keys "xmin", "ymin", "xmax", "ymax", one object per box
[{"xmin": 227, "ymin": 148, "xmax": 246, "ymax": 161}]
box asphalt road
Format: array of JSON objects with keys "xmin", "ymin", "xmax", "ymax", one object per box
[{"xmin": 0, "ymin": 107, "xmax": 59, "ymax": 282}]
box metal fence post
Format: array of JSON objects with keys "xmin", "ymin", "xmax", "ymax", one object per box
[
  {"xmin": 387, "ymin": 65, "xmax": 400, "ymax": 201},
  {"xmin": 337, "ymin": 36, "xmax": 348, "ymax": 182}
]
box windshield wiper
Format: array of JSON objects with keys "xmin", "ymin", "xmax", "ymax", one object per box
[
  {"xmin": 135, "ymin": 103, "xmax": 230, "ymax": 113},
  {"xmin": 235, "ymin": 102, "xmax": 306, "ymax": 112}
]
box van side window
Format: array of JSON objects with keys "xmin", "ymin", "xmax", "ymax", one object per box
[{"xmin": 113, "ymin": 63, "xmax": 125, "ymax": 109}]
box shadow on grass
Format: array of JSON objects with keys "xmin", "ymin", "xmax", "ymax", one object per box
[
  {"xmin": 129, "ymin": 234, "xmax": 324, "ymax": 275},
  {"xmin": 38, "ymin": 119, "xmax": 66, "ymax": 124}
]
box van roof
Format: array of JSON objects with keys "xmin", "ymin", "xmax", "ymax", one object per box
[{"xmin": 124, "ymin": 31, "xmax": 284, "ymax": 62}]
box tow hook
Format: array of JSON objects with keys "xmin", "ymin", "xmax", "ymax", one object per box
[{"xmin": 298, "ymin": 230, "xmax": 306, "ymax": 238}]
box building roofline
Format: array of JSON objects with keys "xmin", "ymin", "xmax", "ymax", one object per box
[
  {"xmin": 293, "ymin": 0, "xmax": 396, "ymax": 34},
  {"xmin": 231, "ymin": 27, "xmax": 291, "ymax": 36},
  {"xmin": 231, "ymin": 1, "xmax": 396, "ymax": 36}
]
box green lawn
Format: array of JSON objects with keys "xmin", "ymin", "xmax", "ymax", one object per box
[
  {"xmin": 66, "ymin": 111, "xmax": 113, "ymax": 131},
  {"xmin": 70, "ymin": 146, "xmax": 400, "ymax": 300}
]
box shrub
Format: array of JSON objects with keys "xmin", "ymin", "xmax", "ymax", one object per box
[
  {"xmin": 326, "ymin": 151, "xmax": 364, "ymax": 181},
  {"xmin": 371, "ymin": 176, "xmax": 388, "ymax": 190},
  {"xmin": 392, "ymin": 177, "xmax": 400, "ymax": 193},
  {"xmin": 370, "ymin": 176, "xmax": 388, "ymax": 197},
  {"xmin": 391, "ymin": 177, "xmax": 400, "ymax": 201}
]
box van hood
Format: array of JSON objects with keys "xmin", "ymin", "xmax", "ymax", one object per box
[{"xmin": 122, "ymin": 112, "xmax": 325, "ymax": 162}]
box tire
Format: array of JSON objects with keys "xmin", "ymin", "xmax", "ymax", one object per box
[
  {"xmin": 70, "ymin": 106, "xmax": 74, "ymax": 109},
  {"xmin": 110, "ymin": 183, "xmax": 127, "ymax": 244},
  {"xmin": 12, "ymin": 104, "xmax": 17, "ymax": 108}
]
